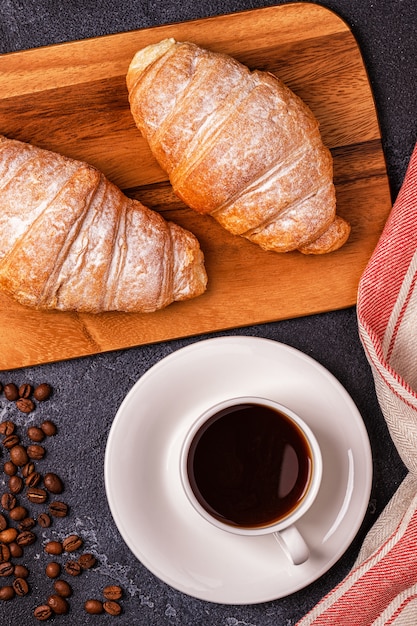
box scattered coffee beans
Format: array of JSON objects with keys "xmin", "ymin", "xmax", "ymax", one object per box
[
  {"xmin": 34, "ymin": 605, "xmax": 53, "ymax": 621},
  {"xmin": 44, "ymin": 540, "xmax": 63, "ymax": 556},
  {"xmin": 13, "ymin": 564, "xmax": 29, "ymax": 578},
  {"xmin": 64, "ymin": 560, "xmax": 82, "ymax": 576},
  {"xmin": 53, "ymin": 579, "xmax": 72, "ymax": 598},
  {"xmin": 0, "ymin": 543, "xmax": 10, "ymax": 562},
  {"xmin": 0, "ymin": 561, "xmax": 14, "ymax": 577},
  {"xmin": 40, "ymin": 420, "xmax": 57, "ymax": 436},
  {"xmin": 103, "ymin": 584, "xmax": 123, "ymax": 600},
  {"xmin": 27, "ymin": 444, "xmax": 45, "ymax": 460},
  {"xmin": 13, "ymin": 577, "xmax": 29, "ymax": 596},
  {"xmin": 0, "ymin": 528, "xmax": 18, "ymax": 543},
  {"xmin": 26, "ymin": 487, "xmax": 48, "ymax": 504},
  {"xmin": 9, "ymin": 445, "xmax": 28, "ymax": 467},
  {"xmin": 3, "ymin": 383, "xmax": 19, "ymax": 401},
  {"xmin": 2, "ymin": 434, "xmax": 19, "ymax": 449},
  {"xmin": 0, "ymin": 585, "xmax": 15, "ymax": 601},
  {"xmin": 9, "ymin": 475, "xmax": 23, "ymax": 494},
  {"xmin": 49, "ymin": 501, "xmax": 68, "ymax": 518},
  {"xmin": 37, "ymin": 513, "xmax": 51, "ymax": 528},
  {"xmin": 18, "ymin": 384, "xmax": 32, "ymax": 399},
  {"xmin": 16, "ymin": 530, "xmax": 36, "ymax": 546},
  {"xmin": 45, "ymin": 561, "xmax": 61, "ymax": 579},
  {"xmin": 0, "ymin": 420, "xmax": 15, "ymax": 435},
  {"xmin": 78, "ymin": 553, "xmax": 97, "ymax": 570},
  {"xmin": 33, "ymin": 383, "xmax": 52, "ymax": 402},
  {"xmin": 0, "ymin": 382, "xmax": 126, "ymax": 619},
  {"xmin": 44, "ymin": 472, "xmax": 64, "ymax": 494},
  {"xmin": 47, "ymin": 593, "xmax": 69, "ymax": 615},
  {"xmin": 85, "ymin": 599, "xmax": 104, "ymax": 614},
  {"xmin": 9, "ymin": 542, "xmax": 23, "ymax": 558},
  {"xmin": 104, "ymin": 600, "xmax": 122, "ymax": 616},
  {"xmin": 62, "ymin": 534, "xmax": 83, "ymax": 553},
  {"xmin": 16, "ymin": 398, "xmax": 35, "ymax": 414},
  {"xmin": 4, "ymin": 461, "xmax": 17, "ymax": 476},
  {"xmin": 27, "ymin": 426, "xmax": 45, "ymax": 442},
  {"xmin": 9, "ymin": 505, "xmax": 27, "ymax": 521}
]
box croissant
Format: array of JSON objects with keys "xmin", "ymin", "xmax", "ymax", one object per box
[
  {"xmin": 127, "ymin": 39, "xmax": 350, "ymax": 254},
  {"xmin": 0, "ymin": 135, "xmax": 207, "ymax": 313}
]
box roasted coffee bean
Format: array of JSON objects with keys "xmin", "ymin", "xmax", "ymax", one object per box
[
  {"xmin": 64, "ymin": 560, "xmax": 81, "ymax": 576},
  {"xmin": 3, "ymin": 383, "xmax": 18, "ymax": 401},
  {"xmin": 84, "ymin": 599, "xmax": 104, "ymax": 614},
  {"xmin": 4, "ymin": 461, "xmax": 17, "ymax": 476},
  {"xmin": 22, "ymin": 462, "xmax": 35, "ymax": 478},
  {"xmin": 53, "ymin": 579, "xmax": 72, "ymax": 598},
  {"xmin": 34, "ymin": 383, "xmax": 52, "ymax": 402},
  {"xmin": 27, "ymin": 426, "xmax": 45, "ymax": 442},
  {"xmin": 27, "ymin": 487, "xmax": 48, "ymax": 504},
  {"xmin": 0, "ymin": 543, "xmax": 10, "ymax": 563},
  {"xmin": 38, "ymin": 513, "xmax": 51, "ymax": 528},
  {"xmin": 18, "ymin": 383, "xmax": 32, "ymax": 398},
  {"xmin": 9, "ymin": 542, "xmax": 23, "ymax": 558},
  {"xmin": 1, "ymin": 493, "xmax": 16, "ymax": 511},
  {"xmin": 27, "ymin": 444, "xmax": 45, "ymax": 460},
  {"xmin": 13, "ymin": 576, "xmax": 29, "ymax": 596},
  {"xmin": 0, "ymin": 421, "xmax": 15, "ymax": 436},
  {"xmin": 49, "ymin": 501, "xmax": 68, "ymax": 517},
  {"xmin": 44, "ymin": 540, "xmax": 62, "ymax": 555},
  {"xmin": 78, "ymin": 553, "xmax": 97, "ymax": 569},
  {"xmin": 0, "ymin": 514, "xmax": 6, "ymax": 532},
  {"xmin": 13, "ymin": 564, "xmax": 29, "ymax": 578},
  {"xmin": 18, "ymin": 517, "xmax": 36, "ymax": 531},
  {"xmin": 104, "ymin": 600, "xmax": 122, "ymax": 616},
  {"xmin": 44, "ymin": 472, "xmax": 64, "ymax": 494},
  {"xmin": 16, "ymin": 530, "xmax": 36, "ymax": 546},
  {"xmin": 25, "ymin": 471, "xmax": 42, "ymax": 488},
  {"xmin": 16, "ymin": 398, "xmax": 35, "ymax": 413},
  {"xmin": 0, "ymin": 561, "xmax": 14, "ymax": 576},
  {"xmin": 34, "ymin": 605, "xmax": 53, "ymax": 621},
  {"xmin": 47, "ymin": 593, "xmax": 69, "ymax": 615},
  {"xmin": 9, "ymin": 505, "xmax": 28, "ymax": 521},
  {"xmin": 62, "ymin": 534, "xmax": 83, "ymax": 552},
  {"xmin": 45, "ymin": 561, "xmax": 61, "ymax": 578},
  {"xmin": 9, "ymin": 474, "xmax": 23, "ymax": 494},
  {"xmin": 0, "ymin": 585, "xmax": 15, "ymax": 601},
  {"xmin": 0, "ymin": 528, "xmax": 18, "ymax": 544},
  {"xmin": 2, "ymin": 434, "xmax": 20, "ymax": 449},
  {"xmin": 9, "ymin": 444, "xmax": 28, "ymax": 466},
  {"xmin": 103, "ymin": 584, "xmax": 123, "ymax": 600},
  {"xmin": 40, "ymin": 420, "xmax": 57, "ymax": 436}
]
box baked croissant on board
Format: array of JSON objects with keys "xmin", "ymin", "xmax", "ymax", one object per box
[
  {"xmin": 127, "ymin": 39, "xmax": 350, "ymax": 254},
  {"xmin": 0, "ymin": 135, "xmax": 207, "ymax": 313}
]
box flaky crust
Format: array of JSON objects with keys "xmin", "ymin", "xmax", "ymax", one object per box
[
  {"xmin": 127, "ymin": 39, "xmax": 350, "ymax": 254},
  {"xmin": 0, "ymin": 135, "xmax": 207, "ymax": 312}
]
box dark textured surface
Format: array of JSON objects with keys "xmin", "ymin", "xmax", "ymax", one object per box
[{"xmin": 0, "ymin": 0, "xmax": 415, "ymax": 623}]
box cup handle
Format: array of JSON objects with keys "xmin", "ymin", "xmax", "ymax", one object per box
[{"xmin": 273, "ymin": 526, "xmax": 310, "ymax": 565}]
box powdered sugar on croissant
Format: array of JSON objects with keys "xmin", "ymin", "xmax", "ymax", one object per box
[
  {"xmin": 127, "ymin": 39, "xmax": 350, "ymax": 254},
  {"xmin": 0, "ymin": 135, "xmax": 207, "ymax": 313}
]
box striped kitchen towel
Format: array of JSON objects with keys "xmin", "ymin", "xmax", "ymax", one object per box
[{"xmin": 298, "ymin": 141, "xmax": 417, "ymax": 626}]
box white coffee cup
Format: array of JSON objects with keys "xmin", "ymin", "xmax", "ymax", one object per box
[{"xmin": 180, "ymin": 396, "xmax": 322, "ymax": 565}]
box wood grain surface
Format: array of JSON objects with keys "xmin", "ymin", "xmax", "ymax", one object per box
[{"xmin": 0, "ymin": 3, "xmax": 392, "ymax": 369}]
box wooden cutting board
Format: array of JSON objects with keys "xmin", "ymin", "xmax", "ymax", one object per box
[{"xmin": 0, "ymin": 3, "xmax": 392, "ymax": 369}]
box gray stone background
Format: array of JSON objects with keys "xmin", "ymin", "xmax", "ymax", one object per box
[{"xmin": 0, "ymin": 0, "xmax": 416, "ymax": 624}]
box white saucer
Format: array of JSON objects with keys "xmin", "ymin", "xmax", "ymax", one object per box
[{"xmin": 104, "ymin": 336, "xmax": 372, "ymax": 605}]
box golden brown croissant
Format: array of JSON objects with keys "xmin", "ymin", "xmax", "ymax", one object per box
[
  {"xmin": 127, "ymin": 39, "xmax": 350, "ymax": 254},
  {"xmin": 0, "ymin": 135, "xmax": 207, "ymax": 313}
]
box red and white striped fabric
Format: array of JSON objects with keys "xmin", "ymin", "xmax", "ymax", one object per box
[{"xmin": 298, "ymin": 142, "xmax": 417, "ymax": 626}]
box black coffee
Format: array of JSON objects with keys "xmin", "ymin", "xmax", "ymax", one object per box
[{"xmin": 187, "ymin": 403, "xmax": 313, "ymax": 528}]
